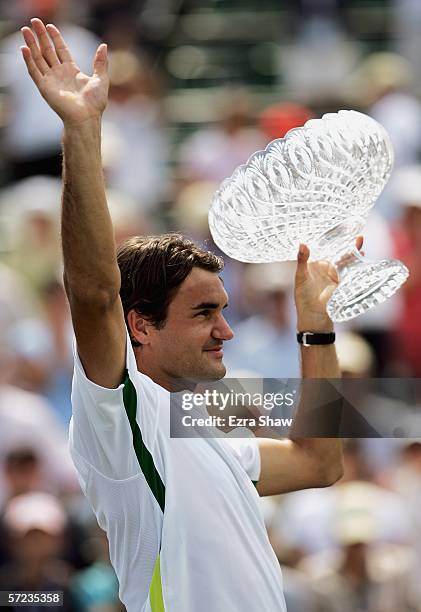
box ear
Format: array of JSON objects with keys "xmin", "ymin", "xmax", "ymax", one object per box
[{"xmin": 127, "ymin": 309, "xmax": 153, "ymax": 346}]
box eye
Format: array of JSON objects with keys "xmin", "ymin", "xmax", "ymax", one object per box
[{"xmin": 196, "ymin": 309, "xmax": 211, "ymax": 318}]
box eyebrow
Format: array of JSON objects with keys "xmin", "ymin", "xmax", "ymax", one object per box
[{"xmin": 191, "ymin": 302, "xmax": 229, "ymax": 310}]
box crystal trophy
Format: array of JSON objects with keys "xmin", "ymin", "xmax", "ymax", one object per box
[{"xmin": 208, "ymin": 110, "xmax": 408, "ymax": 322}]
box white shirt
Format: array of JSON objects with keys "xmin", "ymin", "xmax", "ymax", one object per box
[{"xmin": 69, "ymin": 331, "xmax": 286, "ymax": 611}]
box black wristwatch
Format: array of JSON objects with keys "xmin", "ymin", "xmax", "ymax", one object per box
[{"xmin": 297, "ymin": 331, "xmax": 336, "ymax": 346}]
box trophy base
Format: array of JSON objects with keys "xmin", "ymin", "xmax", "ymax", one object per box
[
  {"xmin": 314, "ymin": 216, "xmax": 365, "ymax": 261},
  {"xmin": 327, "ymin": 259, "xmax": 409, "ymax": 322}
]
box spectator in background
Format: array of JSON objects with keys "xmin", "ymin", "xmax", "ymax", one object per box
[
  {"xmin": 0, "ymin": 382, "xmax": 78, "ymax": 502},
  {"xmin": 172, "ymin": 180, "xmax": 217, "ymax": 243},
  {"xmin": 2, "ymin": 448, "xmax": 43, "ymax": 502},
  {"xmin": 0, "ymin": 453, "xmax": 90, "ymax": 585},
  {"xmin": 280, "ymin": 4, "xmax": 360, "ymax": 105},
  {"xmin": 0, "ymin": 176, "xmax": 61, "ymax": 294},
  {"xmin": 0, "ymin": 493, "xmax": 76, "ymax": 610},
  {"xmin": 0, "ymin": 0, "xmax": 99, "ymax": 182},
  {"xmin": 6, "ymin": 279, "xmax": 74, "ymax": 425},
  {"xmin": 106, "ymin": 188, "xmax": 150, "ymax": 246},
  {"xmin": 343, "ymin": 211, "xmax": 402, "ymax": 376},
  {"xmin": 393, "ymin": 440, "xmax": 421, "ymax": 598},
  {"xmin": 349, "ymin": 52, "xmax": 421, "ymax": 220},
  {"xmin": 0, "ymin": 264, "xmax": 118, "ymax": 602},
  {"xmin": 0, "ymin": 449, "xmax": 43, "ymax": 567},
  {"xmin": 102, "ymin": 49, "xmax": 170, "ymax": 215},
  {"xmin": 178, "ymin": 87, "xmax": 265, "ymax": 183},
  {"xmin": 0, "ymin": 262, "xmax": 35, "ymax": 344},
  {"xmin": 259, "ymin": 102, "xmax": 314, "ymax": 141},
  {"xmin": 71, "ymin": 522, "xmax": 123, "ymax": 612},
  {"xmin": 277, "ymin": 564, "xmax": 322, "ymax": 612},
  {"xmin": 334, "ymin": 333, "xmax": 406, "ymax": 481},
  {"xmin": 301, "ymin": 482, "xmax": 417, "ymax": 612},
  {"xmin": 390, "ymin": 165, "xmax": 421, "ymax": 376},
  {"xmin": 268, "ymin": 443, "xmax": 375, "ymax": 561},
  {"xmin": 0, "ymin": 277, "xmax": 77, "ymax": 503},
  {"xmin": 354, "ymin": 53, "xmax": 421, "ymax": 168},
  {"xmin": 394, "ymin": 0, "xmax": 421, "ymax": 88},
  {"xmin": 223, "ymin": 262, "xmax": 300, "ymax": 378},
  {"xmin": 264, "ymin": 452, "xmax": 417, "ymax": 610}
]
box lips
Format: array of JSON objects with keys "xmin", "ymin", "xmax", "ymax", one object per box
[{"xmin": 204, "ymin": 345, "xmax": 224, "ymax": 358}]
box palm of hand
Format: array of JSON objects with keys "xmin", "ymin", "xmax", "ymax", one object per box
[
  {"xmin": 21, "ymin": 19, "xmax": 109, "ymax": 124},
  {"xmin": 41, "ymin": 63, "xmax": 108, "ymax": 122},
  {"xmin": 295, "ymin": 260, "xmax": 339, "ymax": 316}
]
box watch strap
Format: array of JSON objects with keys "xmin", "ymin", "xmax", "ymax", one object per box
[{"xmin": 297, "ymin": 331, "xmax": 336, "ymax": 346}]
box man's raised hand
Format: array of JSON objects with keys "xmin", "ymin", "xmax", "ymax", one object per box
[
  {"xmin": 21, "ymin": 18, "xmax": 109, "ymax": 125},
  {"xmin": 294, "ymin": 236, "xmax": 364, "ymax": 331}
]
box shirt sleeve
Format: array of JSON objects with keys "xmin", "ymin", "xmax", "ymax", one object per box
[
  {"xmin": 224, "ymin": 433, "xmax": 261, "ymax": 482},
  {"xmin": 69, "ymin": 329, "xmax": 146, "ymax": 481}
]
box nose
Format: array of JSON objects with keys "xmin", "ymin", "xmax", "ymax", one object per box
[{"xmin": 212, "ymin": 314, "xmax": 234, "ymax": 342}]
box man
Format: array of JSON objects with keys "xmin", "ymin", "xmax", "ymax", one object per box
[{"xmin": 21, "ymin": 19, "xmax": 346, "ymax": 611}]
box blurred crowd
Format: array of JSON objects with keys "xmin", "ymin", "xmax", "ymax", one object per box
[{"xmin": 0, "ymin": 0, "xmax": 420, "ymax": 610}]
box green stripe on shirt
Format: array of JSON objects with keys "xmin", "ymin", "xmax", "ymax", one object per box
[
  {"xmin": 149, "ymin": 555, "xmax": 165, "ymax": 611},
  {"xmin": 122, "ymin": 371, "xmax": 165, "ymax": 512}
]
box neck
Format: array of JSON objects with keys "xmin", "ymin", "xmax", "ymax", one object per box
[
  {"xmin": 134, "ymin": 351, "xmax": 177, "ymax": 392},
  {"xmin": 134, "ymin": 352, "xmax": 199, "ymax": 393}
]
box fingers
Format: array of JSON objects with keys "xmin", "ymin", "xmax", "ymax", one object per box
[
  {"xmin": 20, "ymin": 45, "xmax": 43, "ymax": 87},
  {"xmin": 297, "ymin": 243, "xmax": 310, "ymax": 264},
  {"xmin": 296, "ymin": 243, "xmax": 310, "ymax": 283},
  {"xmin": 22, "ymin": 19, "xmax": 76, "ymax": 71},
  {"xmin": 356, "ymin": 235, "xmax": 364, "ymax": 251},
  {"xmin": 30, "ymin": 18, "xmax": 59, "ymax": 67},
  {"xmin": 21, "ymin": 26, "xmax": 49, "ymax": 74},
  {"xmin": 46, "ymin": 23, "xmax": 73, "ymax": 64},
  {"xmin": 93, "ymin": 44, "xmax": 108, "ymax": 77}
]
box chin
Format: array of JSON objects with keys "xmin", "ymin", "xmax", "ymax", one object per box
[
  {"xmin": 189, "ymin": 361, "xmax": 226, "ymax": 381},
  {"xmin": 203, "ymin": 362, "xmax": 226, "ymax": 381}
]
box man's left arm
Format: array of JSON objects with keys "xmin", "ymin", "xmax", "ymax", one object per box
[
  {"xmin": 256, "ymin": 342, "xmax": 342, "ymax": 496},
  {"xmin": 255, "ymin": 241, "xmax": 362, "ymax": 496}
]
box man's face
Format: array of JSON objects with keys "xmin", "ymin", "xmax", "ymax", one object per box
[{"xmin": 145, "ymin": 268, "xmax": 234, "ymax": 383}]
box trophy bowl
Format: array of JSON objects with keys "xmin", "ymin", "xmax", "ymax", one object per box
[{"xmin": 208, "ymin": 110, "xmax": 409, "ymax": 322}]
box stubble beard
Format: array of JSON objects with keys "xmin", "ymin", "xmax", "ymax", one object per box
[{"xmin": 171, "ymin": 355, "xmax": 226, "ymax": 383}]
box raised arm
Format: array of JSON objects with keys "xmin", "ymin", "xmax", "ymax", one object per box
[
  {"xmin": 21, "ymin": 19, "xmax": 126, "ymax": 388},
  {"xmin": 255, "ymin": 241, "xmax": 364, "ymax": 496}
]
